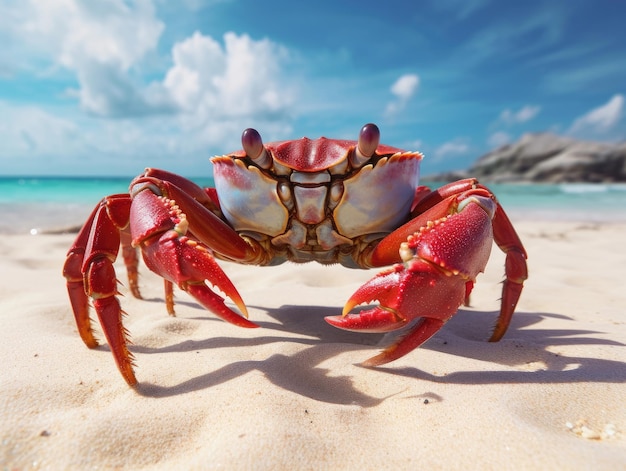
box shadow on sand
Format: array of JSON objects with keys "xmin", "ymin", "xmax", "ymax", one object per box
[{"xmin": 127, "ymin": 303, "xmax": 624, "ymax": 402}]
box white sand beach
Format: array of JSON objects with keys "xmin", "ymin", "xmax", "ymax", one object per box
[{"xmin": 1, "ymin": 220, "xmax": 625, "ymax": 469}]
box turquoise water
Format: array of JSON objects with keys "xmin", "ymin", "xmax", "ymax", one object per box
[
  {"xmin": 1, "ymin": 176, "xmax": 626, "ymax": 234},
  {"xmin": 0, "ymin": 176, "xmax": 211, "ymax": 234}
]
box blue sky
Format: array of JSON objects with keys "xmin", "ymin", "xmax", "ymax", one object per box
[{"xmin": 1, "ymin": 0, "xmax": 625, "ymax": 177}]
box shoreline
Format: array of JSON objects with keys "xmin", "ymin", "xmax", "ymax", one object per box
[
  {"xmin": 1, "ymin": 220, "xmax": 625, "ymax": 469},
  {"xmin": 3, "ymin": 202, "xmax": 626, "ymax": 237},
  {"xmin": 3, "ymin": 179, "xmax": 626, "ymax": 235}
]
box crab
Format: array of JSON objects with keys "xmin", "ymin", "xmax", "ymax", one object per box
[{"xmin": 63, "ymin": 123, "xmax": 528, "ymax": 386}]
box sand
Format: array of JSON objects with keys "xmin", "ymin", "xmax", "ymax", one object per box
[{"xmin": 1, "ymin": 220, "xmax": 625, "ymax": 470}]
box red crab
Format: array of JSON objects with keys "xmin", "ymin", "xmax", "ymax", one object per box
[{"xmin": 63, "ymin": 124, "xmax": 528, "ymax": 386}]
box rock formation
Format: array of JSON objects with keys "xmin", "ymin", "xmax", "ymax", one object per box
[{"xmin": 425, "ymin": 133, "xmax": 626, "ymax": 183}]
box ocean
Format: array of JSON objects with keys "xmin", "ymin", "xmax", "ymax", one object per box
[{"xmin": 1, "ymin": 176, "xmax": 626, "ymax": 235}]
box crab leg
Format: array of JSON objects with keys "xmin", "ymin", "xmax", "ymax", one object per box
[
  {"xmin": 488, "ymin": 204, "xmax": 528, "ymax": 341},
  {"xmin": 63, "ymin": 195, "xmax": 137, "ymax": 384},
  {"xmin": 120, "ymin": 229, "xmax": 142, "ymax": 299},
  {"xmin": 63, "ymin": 195, "xmax": 131, "ymax": 349}
]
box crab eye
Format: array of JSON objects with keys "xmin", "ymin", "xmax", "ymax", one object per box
[
  {"xmin": 357, "ymin": 123, "xmax": 380, "ymax": 158},
  {"xmin": 242, "ymin": 128, "xmax": 264, "ymax": 159},
  {"xmin": 242, "ymin": 128, "xmax": 272, "ymax": 169},
  {"xmin": 351, "ymin": 123, "xmax": 380, "ymax": 168}
]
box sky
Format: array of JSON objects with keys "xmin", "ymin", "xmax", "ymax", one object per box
[{"xmin": 1, "ymin": 0, "xmax": 625, "ymax": 177}]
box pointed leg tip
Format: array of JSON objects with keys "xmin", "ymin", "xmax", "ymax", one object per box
[
  {"xmin": 361, "ymin": 350, "xmax": 394, "ymax": 368},
  {"xmin": 112, "ymin": 347, "xmax": 137, "ymax": 387},
  {"xmin": 489, "ymin": 320, "xmax": 509, "ymax": 342},
  {"xmin": 83, "ymin": 336, "xmax": 100, "ymax": 349},
  {"xmin": 361, "ymin": 357, "xmax": 383, "ymax": 368},
  {"xmin": 120, "ymin": 366, "xmax": 138, "ymax": 387},
  {"xmin": 126, "ymin": 376, "xmax": 138, "ymax": 387}
]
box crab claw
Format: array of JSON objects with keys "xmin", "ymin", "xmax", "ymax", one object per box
[
  {"xmin": 329, "ymin": 265, "xmax": 409, "ymax": 333},
  {"xmin": 142, "ymin": 233, "xmax": 255, "ymax": 328},
  {"xmin": 132, "ymin": 189, "xmax": 257, "ymax": 329},
  {"xmin": 326, "ymin": 259, "xmax": 466, "ymax": 366},
  {"xmin": 326, "ymin": 195, "xmax": 502, "ymax": 366}
]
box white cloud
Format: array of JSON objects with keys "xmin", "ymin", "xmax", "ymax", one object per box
[
  {"xmin": 163, "ymin": 32, "xmax": 293, "ymax": 121},
  {"xmin": 569, "ymin": 94, "xmax": 624, "ymax": 135},
  {"xmin": 434, "ymin": 140, "xmax": 469, "ymax": 159},
  {"xmin": 487, "ymin": 131, "xmax": 512, "ymax": 148},
  {"xmin": 385, "ymin": 73, "xmax": 419, "ymax": 116},
  {"xmin": 391, "ymin": 74, "xmax": 419, "ymax": 100},
  {"xmin": 499, "ymin": 105, "xmax": 541, "ymax": 125}
]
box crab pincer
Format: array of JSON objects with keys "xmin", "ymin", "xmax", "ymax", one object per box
[{"xmin": 327, "ymin": 191, "xmax": 526, "ymax": 366}]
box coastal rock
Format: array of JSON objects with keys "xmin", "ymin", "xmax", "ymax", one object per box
[{"xmin": 425, "ymin": 133, "xmax": 626, "ymax": 183}]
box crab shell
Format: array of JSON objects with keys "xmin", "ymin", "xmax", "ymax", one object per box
[{"xmin": 211, "ymin": 136, "xmax": 422, "ymax": 267}]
